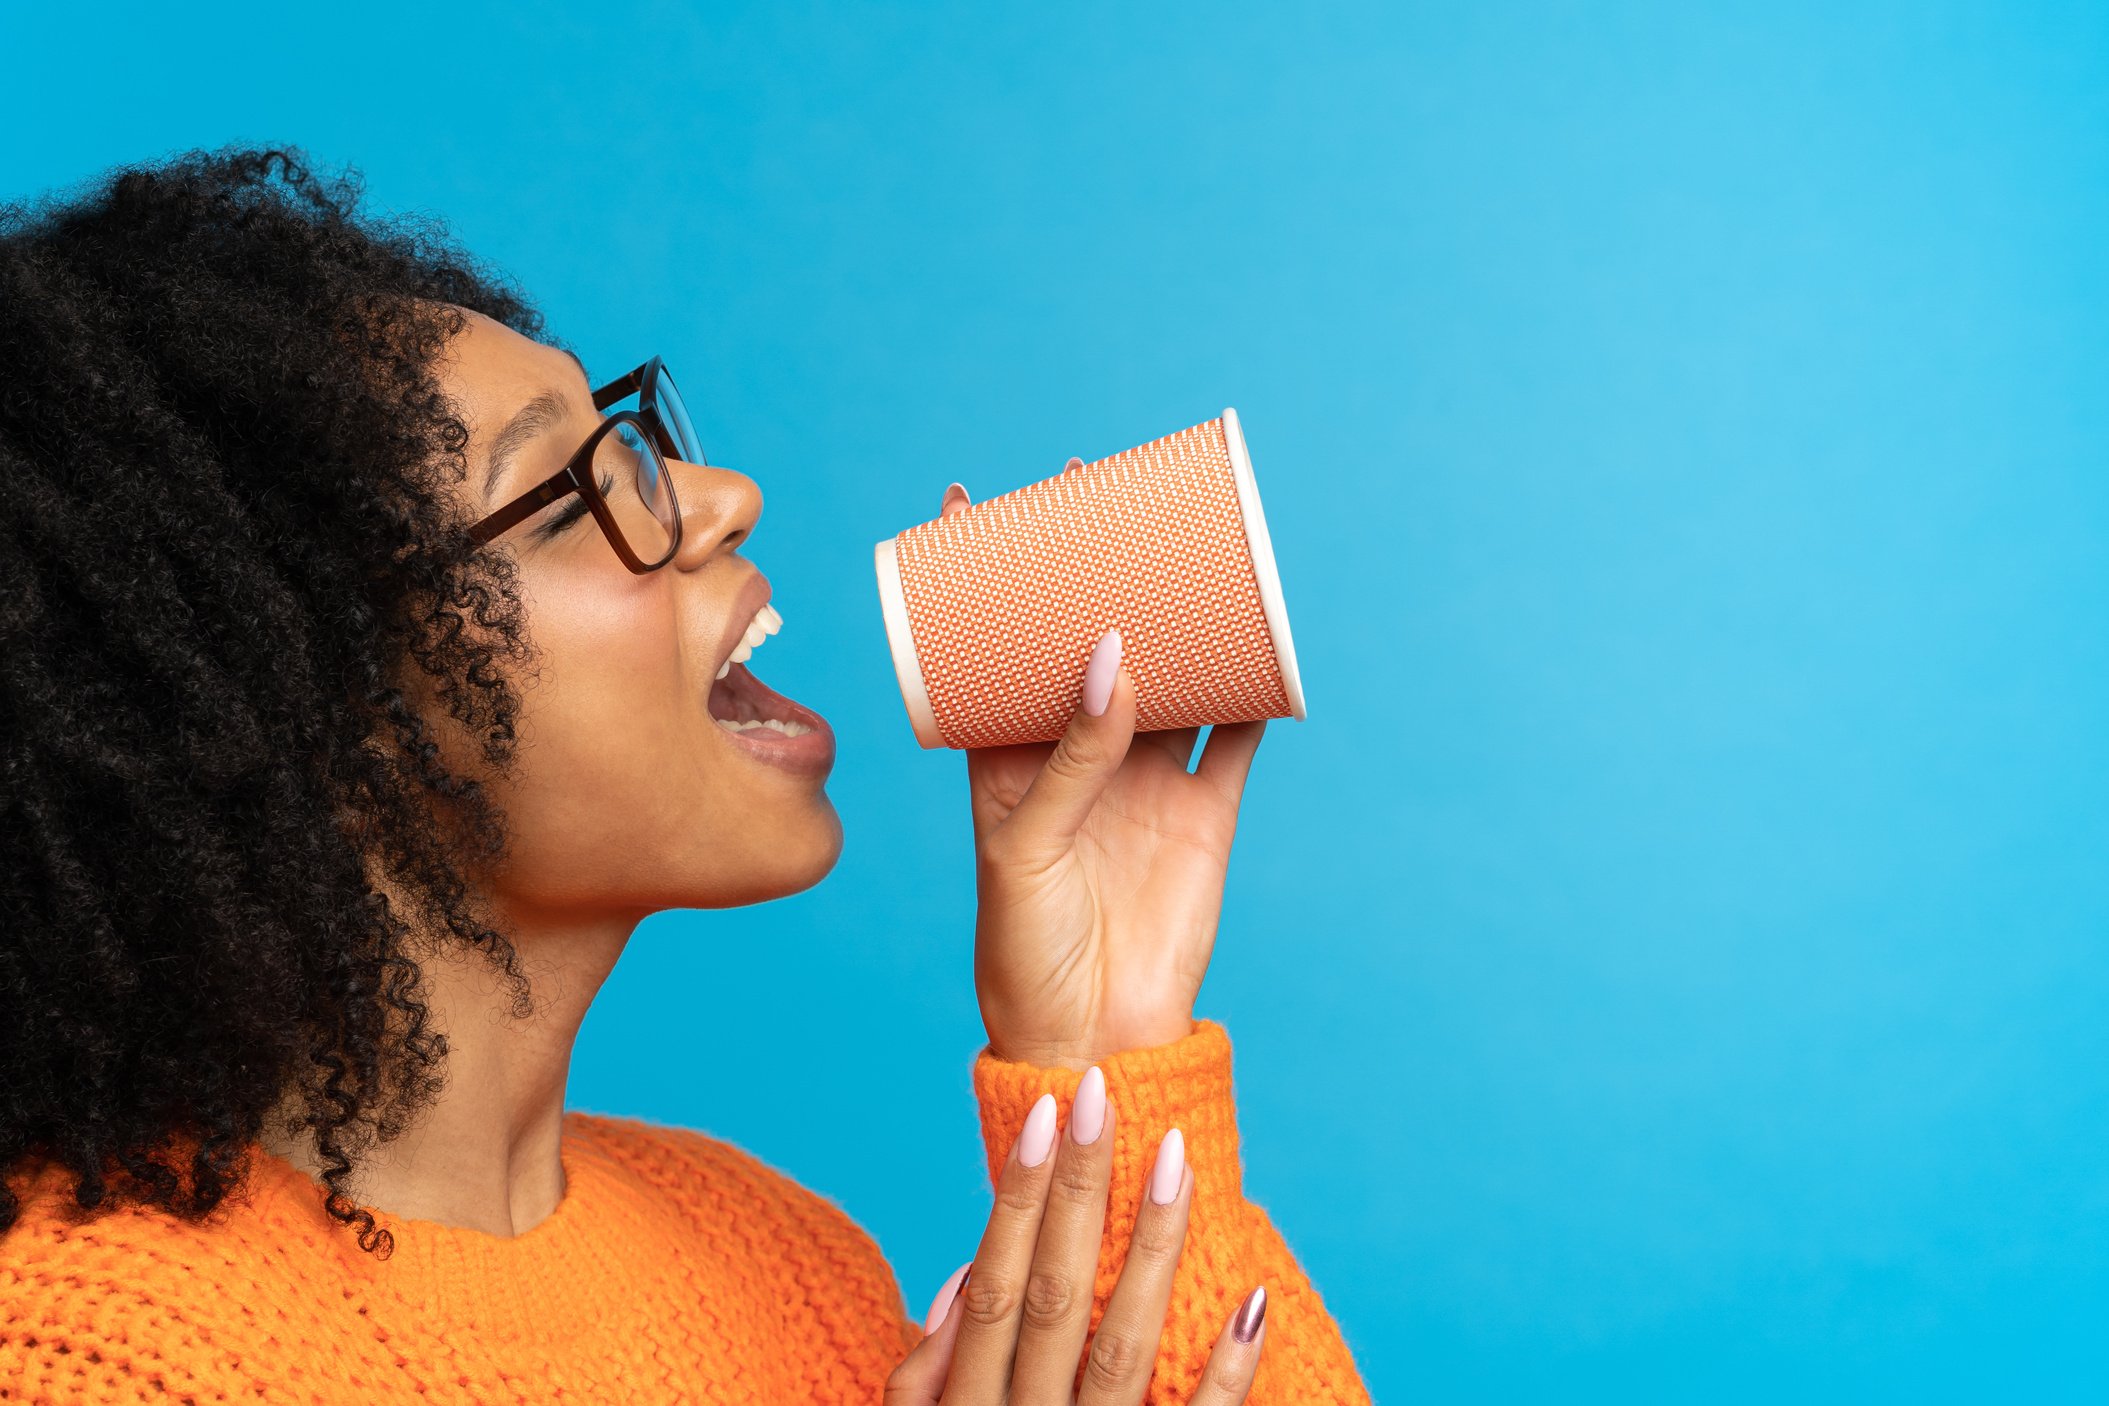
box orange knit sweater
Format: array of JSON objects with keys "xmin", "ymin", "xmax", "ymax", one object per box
[{"xmin": 0, "ymin": 1019, "xmax": 1371, "ymax": 1404}]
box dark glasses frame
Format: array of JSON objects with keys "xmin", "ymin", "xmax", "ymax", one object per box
[{"xmin": 466, "ymin": 357, "xmax": 697, "ymax": 574}]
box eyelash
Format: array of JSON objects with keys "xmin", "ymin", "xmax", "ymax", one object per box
[{"xmin": 540, "ymin": 473, "xmax": 618, "ymax": 538}]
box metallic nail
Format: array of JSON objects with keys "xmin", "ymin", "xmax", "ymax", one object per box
[{"xmin": 1232, "ymin": 1284, "xmax": 1267, "ymax": 1343}]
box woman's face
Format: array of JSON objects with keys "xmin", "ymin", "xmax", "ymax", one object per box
[{"xmin": 428, "ymin": 307, "xmax": 841, "ymax": 919}]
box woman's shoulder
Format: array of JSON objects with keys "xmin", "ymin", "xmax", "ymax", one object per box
[
  {"xmin": 0, "ymin": 1121, "xmax": 875, "ymax": 1268},
  {"xmin": 563, "ymin": 1111, "xmax": 917, "ymax": 1352},
  {"xmin": 2, "ymin": 1151, "xmax": 290, "ymax": 1261},
  {"xmin": 0, "ymin": 1153, "xmax": 323, "ymax": 1397},
  {"xmin": 563, "ymin": 1110, "xmax": 894, "ymax": 1259}
]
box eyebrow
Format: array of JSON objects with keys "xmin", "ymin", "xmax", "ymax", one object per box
[{"xmin": 481, "ymin": 347, "xmax": 595, "ymax": 506}]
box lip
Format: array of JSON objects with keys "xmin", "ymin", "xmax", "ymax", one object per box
[
  {"xmin": 707, "ymin": 662, "xmax": 836, "ymax": 777},
  {"xmin": 714, "ymin": 571, "xmax": 774, "ymax": 676}
]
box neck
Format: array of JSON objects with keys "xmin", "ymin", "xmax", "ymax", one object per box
[{"xmin": 264, "ymin": 904, "xmax": 635, "ymax": 1238}]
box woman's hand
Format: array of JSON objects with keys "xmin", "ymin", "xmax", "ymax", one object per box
[
  {"xmin": 886, "ymin": 1066, "xmax": 1269, "ymax": 1403},
  {"xmin": 938, "ymin": 476, "xmax": 1269, "ymax": 1070}
]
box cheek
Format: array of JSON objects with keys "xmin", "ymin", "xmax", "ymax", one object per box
[
  {"xmin": 504, "ymin": 572, "xmax": 698, "ymax": 854},
  {"xmin": 535, "ymin": 573, "xmax": 685, "ymax": 726}
]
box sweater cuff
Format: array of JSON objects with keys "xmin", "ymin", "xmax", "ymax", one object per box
[{"xmin": 971, "ymin": 1018, "xmax": 1244, "ymax": 1209}]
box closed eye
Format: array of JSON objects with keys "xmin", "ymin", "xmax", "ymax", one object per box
[{"xmin": 538, "ymin": 471, "xmax": 618, "ymax": 539}]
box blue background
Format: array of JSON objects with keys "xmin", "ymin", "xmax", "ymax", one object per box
[{"xmin": 6, "ymin": 3, "xmax": 2106, "ymax": 1398}]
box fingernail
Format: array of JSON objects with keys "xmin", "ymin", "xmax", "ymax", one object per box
[
  {"xmin": 1069, "ymin": 1065, "xmax": 1106, "ymax": 1146},
  {"xmin": 923, "ymin": 1260, "xmax": 973, "ymax": 1333},
  {"xmin": 1081, "ymin": 628, "xmax": 1122, "ymax": 717},
  {"xmin": 1232, "ymin": 1284, "xmax": 1267, "ymax": 1343},
  {"xmin": 1149, "ymin": 1126, "xmax": 1185, "ymax": 1205},
  {"xmin": 942, "ymin": 481, "xmax": 968, "ymax": 505},
  {"xmin": 1064, "ymin": 455, "xmax": 1085, "ymax": 472},
  {"xmin": 1017, "ymin": 1091, "xmax": 1058, "ymax": 1168}
]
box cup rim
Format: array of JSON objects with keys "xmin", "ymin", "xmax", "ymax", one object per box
[
  {"xmin": 1221, "ymin": 407, "xmax": 1307, "ymax": 721},
  {"xmin": 873, "ymin": 536, "xmax": 946, "ymax": 748}
]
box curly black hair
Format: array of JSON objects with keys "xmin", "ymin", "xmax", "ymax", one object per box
[{"xmin": 0, "ymin": 145, "xmax": 555, "ymax": 1255}]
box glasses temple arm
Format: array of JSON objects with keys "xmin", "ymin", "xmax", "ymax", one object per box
[{"xmin": 591, "ymin": 365, "xmax": 650, "ymax": 412}]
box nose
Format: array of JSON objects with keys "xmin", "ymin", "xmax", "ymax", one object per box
[{"xmin": 668, "ymin": 459, "xmax": 762, "ymax": 569}]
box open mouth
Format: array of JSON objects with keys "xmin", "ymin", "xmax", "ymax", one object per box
[
  {"xmin": 706, "ymin": 660, "xmax": 828, "ymax": 737},
  {"xmin": 704, "ymin": 596, "xmax": 834, "ymax": 772}
]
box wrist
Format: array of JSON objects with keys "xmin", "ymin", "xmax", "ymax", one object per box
[{"xmin": 983, "ymin": 1013, "xmax": 1200, "ymax": 1070}]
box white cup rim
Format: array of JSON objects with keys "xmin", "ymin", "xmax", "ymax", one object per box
[
  {"xmin": 873, "ymin": 535, "xmax": 945, "ymax": 747},
  {"xmin": 1222, "ymin": 407, "xmax": 1308, "ymax": 723}
]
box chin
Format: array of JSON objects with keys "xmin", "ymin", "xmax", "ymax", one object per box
[
  {"xmin": 705, "ymin": 800, "xmax": 844, "ymax": 909},
  {"xmin": 780, "ymin": 803, "xmax": 845, "ymax": 893}
]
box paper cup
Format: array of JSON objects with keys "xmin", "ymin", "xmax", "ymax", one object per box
[{"xmin": 873, "ymin": 408, "xmax": 1307, "ymax": 749}]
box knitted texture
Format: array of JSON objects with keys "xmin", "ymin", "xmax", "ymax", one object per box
[
  {"xmin": 0, "ymin": 1021, "xmax": 1369, "ymax": 1403},
  {"xmin": 889, "ymin": 415, "xmax": 1295, "ymax": 749}
]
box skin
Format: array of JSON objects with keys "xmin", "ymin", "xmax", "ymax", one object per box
[
  {"xmin": 885, "ymin": 1084, "xmax": 1269, "ymax": 1403},
  {"xmin": 265, "ymin": 306, "xmax": 1269, "ymax": 1257},
  {"xmin": 935, "ymin": 484, "xmax": 1270, "ymax": 1070}
]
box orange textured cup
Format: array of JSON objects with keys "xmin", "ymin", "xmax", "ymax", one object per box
[{"xmin": 872, "ymin": 408, "xmax": 1307, "ymax": 750}]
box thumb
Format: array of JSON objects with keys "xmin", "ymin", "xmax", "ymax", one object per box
[
  {"xmin": 999, "ymin": 629, "xmax": 1136, "ymax": 858},
  {"xmin": 884, "ymin": 1262, "xmax": 972, "ymax": 1405}
]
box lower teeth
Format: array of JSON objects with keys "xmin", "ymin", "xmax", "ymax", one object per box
[{"xmin": 717, "ymin": 717, "xmax": 813, "ymax": 738}]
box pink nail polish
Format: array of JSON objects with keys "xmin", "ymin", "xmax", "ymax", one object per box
[
  {"xmin": 1069, "ymin": 1066, "xmax": 1106, "ymax": 1146},
  {"xmin": 943, "ymin": 481, "xmax": 967, "ymax": 504},
  {"xmin": 1081, "ymin": 628, "xmax": 1122, "ymax": 717},
  {"xmin": 1231, "ymin": 1284, "xmax": 1267, "ymax": 1343},
  {"xmin": 923, "ymin": 1260, "xmax": 973, "ymax": 1333},
  {"xmin": 1149, "ymin": 1126, "xmax": 1184, "ymax": 1205},
  {"xmin": 1017, "ymin": 1092, "xmax": 1058, "ymax": 1168}
]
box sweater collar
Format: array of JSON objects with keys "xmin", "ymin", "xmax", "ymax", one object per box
[{"xmin": 245, "ymin": 1113, "xmax": 653, "ymax": 1339}]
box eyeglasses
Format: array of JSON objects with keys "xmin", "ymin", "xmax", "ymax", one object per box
[{"xmin": 467, "ymin": 357, "xmax": 703, "ymax": 573}]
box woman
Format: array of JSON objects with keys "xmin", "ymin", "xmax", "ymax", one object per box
[{"xmin": 0, "ymin": 147, "xmax": 1370, "ymax": 1404}]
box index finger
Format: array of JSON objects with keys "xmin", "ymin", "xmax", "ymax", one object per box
[{"xmin": 941, "ymin": 1092, "xmax": 1062, "ymax": 1403}]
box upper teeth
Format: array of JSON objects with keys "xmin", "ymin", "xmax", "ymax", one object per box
[{"xmin": 716, "ymin": 601, "xmax": 781, "ymax": 680}]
